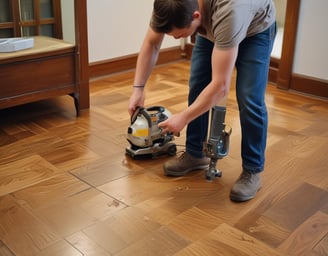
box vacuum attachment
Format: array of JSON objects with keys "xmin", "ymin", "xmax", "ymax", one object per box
[{"xmin": 203, "ymin": 106, "xmax": 232, "ymax": 181}]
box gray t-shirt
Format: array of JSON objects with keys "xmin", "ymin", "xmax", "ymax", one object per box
[{"xmin": 200, "ymin": 0, "xmax": 276, "ymax": 48}]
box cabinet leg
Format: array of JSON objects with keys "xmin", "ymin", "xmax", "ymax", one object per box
[{"xmin": 70, "ymin": 93, "xmax": 80, "ymax": 116}]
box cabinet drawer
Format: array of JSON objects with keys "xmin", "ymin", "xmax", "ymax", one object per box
[{"xmin": 0, "ymin": 54, "xmax": 75, "ymax": 98}]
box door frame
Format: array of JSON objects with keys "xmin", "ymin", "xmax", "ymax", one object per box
[
  {"xmin": 275, "ymin": 0, "xmax": 301, "ymax": 90},
  {"xmin": 74, "ymin": 0, "xmax": 90, "ymax": 110}
]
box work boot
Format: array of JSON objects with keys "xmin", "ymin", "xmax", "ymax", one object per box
[
  {"xmin": 164, "ymin": 152, "xmax": 210, "ymax": 176},
  {"xmin": 230, "ymin": 170, "xmax": 261, "ymax": 202}
]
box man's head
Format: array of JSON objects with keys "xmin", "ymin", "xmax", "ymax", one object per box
[{"xmin": 150, "ymin": 0, "xmax": 201, "ymax": 38}]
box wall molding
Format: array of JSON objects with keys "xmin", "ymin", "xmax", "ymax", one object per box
[
  {"xmin": 268, "ymin": 57, "xmax": 279, "ymax": 84},
  {"xmin": 89, "ymin": 46, "xmax": 183, "ymax": 79},
  {"xmin": 89, "ymin": 43, "xmax": 327, "ymax": 100},
  {"xmin": 290, "ymin": 74, "xmax": 328, "ymax": 99}
]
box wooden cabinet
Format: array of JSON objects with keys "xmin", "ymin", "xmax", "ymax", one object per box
[
  {"xmin": 0, "ymin": 0, "xmax": 62, "ymax": 39},
  {"xmin": 0, "ymin": 0, "xmax": 90, "ymax": 115},
  {"xmin": 0, "ymin": 36, "xmax": 80, "ymax": 113}
]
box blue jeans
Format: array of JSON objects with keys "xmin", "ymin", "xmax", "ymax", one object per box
[{"xmin": 186, "ymin": 22, "xmax": 277, "ymax": 173}]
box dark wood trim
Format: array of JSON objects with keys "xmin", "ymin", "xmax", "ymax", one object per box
[
  {"xmin": 156, "ymin": 47, "xmax": 184, "ymax": 65},
  {"xmin": 12, "ymin": 0, "xmax": 21, "ymax": 36},
  {"xmin": 268, "ymin": 57, "xmax": 280, "ymax": 84},
  {"xmin": 0, "ymin": 87, "xmax": 76, "ymax": 109},
  {"xmin": 89, "ymin": 55, "xmax": 138, "ymax": 79},
  {"xmin": 89, "ymin": 46, "xmax": 183, "ymax": 79},
  {"xmin": 34, "ymin": 0, "xmax": 41, "ymax": 35},
  {"xmin": 74, "ymin": 0, "xmax": 90, "ymax": 111},
  {"xmin": 290, "ymin": 74, "xmax": 328, "ymax": 99},
  {"xmin": 184, "ymin": 43, "xmax": 193, "ymax": 59},
  {"xmin": 53, "ymin": 0, "xmax": 63, "ymax": 39},
  {"xmin": 275, "ymin": 0, "xmax": 301, "ymax": 90}
]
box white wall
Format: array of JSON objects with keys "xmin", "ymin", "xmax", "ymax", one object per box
[
  {"xmin": 293, "ymin": 0, "xmax": 328, "ymax": 80},
  {"xmin": 85, "ymin": 1, "xmax": 328, "ymax": 81},
  {"xmin": 86, "ymin": 0, "xmax": 180, "ymax": 63},
  {"xmin": 273, "ymin": 0, "xmax": 286, "ymax": 28},
  {"xmin": 61, "ymin": 0, "xmax": 75, "ymax": 44},
  {"xmin": 271, "ymin": 0, "xmax": 286, "ymax": 58}
]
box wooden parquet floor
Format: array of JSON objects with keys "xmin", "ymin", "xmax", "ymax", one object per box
[{"xmin": 0, "ymin": 61, "xmax": 328, "ymax": 256}]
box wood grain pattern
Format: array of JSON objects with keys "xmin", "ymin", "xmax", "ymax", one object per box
[
  {"xmin": 0, "ymin": 155, "xmax": 60, "ymax": 196},
  {"xmin": 0, "ymin": 61, "xmax": 327, "ymax": 255}
]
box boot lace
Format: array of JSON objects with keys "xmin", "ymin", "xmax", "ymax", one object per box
[
  {"xmin": 176, "ymin": 151, "xmax": 187, "ymax": 161},
  {"xmin": 238, "ymin": 171, "xmax": 254, "ymax": 184}
]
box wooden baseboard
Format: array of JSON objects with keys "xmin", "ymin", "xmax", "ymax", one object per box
[
  {"xmin": 89, "ymin": 43, "xmax": 328, "ymax": 100},
  {"xmin": 268, "ymin": 57, "xmax": 280, "ymax": 84},
  {"xmin": 89, "ymin": 46, "xmax": 184, "ymax": 79},
  {"xmin": 290, "ymin": 74, "xmax": 328, "ymax": 99},
  {"xmin": 185, "ymin": 43, "xmax": 193, "ymax": 59}
]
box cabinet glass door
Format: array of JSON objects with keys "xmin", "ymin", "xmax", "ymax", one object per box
[
  {"xmin": 0, "ymin": 0, "xmax": 61, "ymax": 38},
  {"xmin": 40, "ymin": 0, "xmax": 53, "ymax": 18},
  {"xmin": 0, "ymin": 29, "xmax": 13, "ymax": 37},
  {"xmin": 40, "ymin": 24, "xmax": 54, "ymax": 37},
  {"xmin": 40, "ymin": 0, "xmax": 54, "ymax": 37},
  {"xmin": 20, "ymin": 0, "xmax": 35, "ymax": 21},
  {"xmin": 0, "ymin": 0, "xmax": 15, "ymax": 37},
  {"xmin": 0, "ymin": 0, "xmax": 11, "ymax": 22},
  {"xmin": 20, "ymin": 0, "xmax": 36, "ymax": 36},
  {"xmin": 22, "ymin": 26, "xmax": 35, "ymax": 36}
]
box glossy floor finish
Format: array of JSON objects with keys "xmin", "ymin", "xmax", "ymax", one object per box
[{"xmin": 0, "ymin": 61, "xmax": 327, "ymax": 256}]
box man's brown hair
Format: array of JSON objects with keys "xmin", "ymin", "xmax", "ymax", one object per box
[{"xmin": 150, "ymin": 0, "xmax": 199, "ymax": 33}]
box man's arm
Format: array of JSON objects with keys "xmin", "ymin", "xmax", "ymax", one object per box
[
  {"xmin": 159, "ymin": 46, "xmax": 238, "ymax": 134},
  {"xmin": 183, "ymin": 46, "xmax": 238, "ymax": 122},
  {"xmin": 128, "ymin": 27, "xmax": 165, "ymax": 115},
  {"xmin": 134, "ymin": 27, "xmax": 165, "ymax": 86}
]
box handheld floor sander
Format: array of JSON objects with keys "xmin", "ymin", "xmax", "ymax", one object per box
[{"xmin": 126, "ymin": 106, "xmax": 177, "ymax": 159}]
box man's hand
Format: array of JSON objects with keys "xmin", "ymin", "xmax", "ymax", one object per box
[
  {"xmin": 128, "ymin": 88, "xmax": 145, "ymax": 116},
  {"xmin": 158, "ymin": 112, "xmax": 187, "ymax": 135}
]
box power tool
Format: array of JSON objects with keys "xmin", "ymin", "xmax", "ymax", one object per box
[
  {"xmin": 203, "ymin": 106, "xmax": 232, "ymax": 181},
  {"xmin": 126, "ymin": 106, "xmax": 177, "ymax": 159}
]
